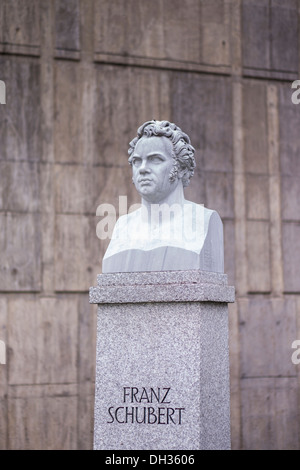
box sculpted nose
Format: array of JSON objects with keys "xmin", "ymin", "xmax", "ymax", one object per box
[{"xmin": 139, "ymin": 160, "xmax": 150, "ymax": 174}]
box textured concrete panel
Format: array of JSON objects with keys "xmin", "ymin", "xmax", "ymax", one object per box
[
  {"xmin": 54, "ymin": 61, "xmax": 82, "ymax": 163},
  {"xmin": 201, "ymin": 0, "xmax": 230, "ymax": 68},
  {"xmin": 0, "ymin": 162, "xmax": 40, "ymax": 212},
  {"xmin": 281, "ymin": 176, "xmax": 300, "ymax": 221},
  {"xmin": 0, "ymin": 213, "xmax": 41, "ymax": 291},
  {"xmin": 77, "ymin": 382, "xmax": 95, "ymax": 450},
  {"xmin": 271, "ymin": 298, "xmax": 299, "ymax": 377},
  {"xmin": 270, "ymin": 1, "xmax": 298, "ymax": 72},
  {"xmin": 246, "ymin": 174, "xmax": 269, "ymax": 220},
  {"xmin": 93, "ymin": 65, "xmax": 171, "ymax": 167},
  {"xmin": 172, "ymin": 74, "xmax": 233, "ymax": 172},
  {"xmin": 55, "ymin": 164, "xmax": 96, "ymax": 214},
  {"xmin": 8, "ymin": 297, "xmax": 78, "ymax": 385},
  {"xmin": 201, "ymin": 0, "xmax": 224, "ymax": 24},
  {"xmin": 243, "ymin": 82, "xmax": 268, "ymax": 174},
  {"xmin": 55, "ymin": 164, "xmax": 138, "ymax": 217},
  {"xmin": 183, "ymin": 167, "xmax": 206, "ymax": 206},
  {"xmin": 205, "ymin": 171, "xmax": 234, "ymax": 219},
  {"xmin": 241, "ymin": 377, "xmax": 299, "ymax": 450},
  {"xmin": 55, "ymin": 0, "xmax": 80, "ymax": 52},
  {"xmin": 163, "ymin": 0, "xmax": 201, "ymax": 63},
  {"xmin": 242, "ymin": 0, "xmax": 270, "ymax": 70},
  {"xmin": 94, "ymin": 0, "xmax": 127, "ymax": 55},
  {"xmin": 246, "ymin": 221, "xmax": 271, "ymax": 293},
  {"xmin": 0, "ymin": 58, "xmax": 41, "ymax": 161},
  {"xmin": 279, "ymin": 85, "xmax": 300, "ymax": 176},
  {"xmin": 242, "ymin": 0, "xmax": 298, "ymax": 74},
  {"xmin": 94, "ymin": 0, "xmax": 230, "ymax": 66},
  {"xmin": 8, "ymin": 384, "xmax": 77, "ymax": 450},
  {"xmin": 282, "ymin": 223, "xmax": 300, "ymax": 293},
  {"xmin": 0, "ymin": 0, "xmax": 40, "ymax": 51},
  {"xmin": 40, "ymin": 163, "xmax": 55, "ymax": 293},
  {"xmin": 94, "ymin": 166, "xmax": 139, "ymax": 220},
  {"xmin": 239, "ymin": 298, "xmax": 298, "ymax": 378},
  {"xmin": 127, "ymin": 0, "xmax": 166, "ymax": 59},
  {"xmin": 202, "ymin": 23, "xmax": 230, "ymax": 66},
  {"xmin": 55, "ymin": 214, "xmax": 101, "ymax": 290}
]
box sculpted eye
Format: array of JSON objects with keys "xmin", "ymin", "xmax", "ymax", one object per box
[
  {"xmin": 149, "ymin": 155, "xmax": 163, "ymax": 163},
  {"xmin": 132, "ymin": 157, "xmax": 142, "ymax": 167}
]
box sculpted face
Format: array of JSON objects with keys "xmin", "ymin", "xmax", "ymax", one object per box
[{"xmin": 131, "ymin": 136, "xmax": 180, "ymax": 204}]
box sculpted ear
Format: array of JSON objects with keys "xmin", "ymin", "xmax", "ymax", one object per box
[{"xmin": 177, "ymin": 167, "xmax": 187, "ymax": 180}]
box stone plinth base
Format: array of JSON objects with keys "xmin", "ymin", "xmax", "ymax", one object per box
[{"xmin": 89, "ymin": 270, "xmax": 235, "ymax": 450}]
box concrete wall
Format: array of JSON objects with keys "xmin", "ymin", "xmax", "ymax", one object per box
[{"xmin": 0, "ymin": 0, "xmax": 299, "ymax": 449}]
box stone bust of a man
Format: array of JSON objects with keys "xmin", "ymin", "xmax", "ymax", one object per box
[{"xmin": 102, "ymin": 120, "xmax": 224, "ymax": 273}]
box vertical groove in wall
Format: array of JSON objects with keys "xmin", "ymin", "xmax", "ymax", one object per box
[
  {"xmin": 230, "ymin": 1, "xmax": 243, "ymax": 450},
  {"xmin": 40, "ymin": 0, "xmax": 55, "ymax": 295},
  {"xmin": 267, "ymin": 85, "xmax": 284, "ymax": 297},
  {"xmin": 79, "ymin": 0, "xmax": 96, "ymax": 170},
  {"xmin": 231, "ymin": 0, "xmax": 242, "ymax": 76},
  {"xmin": 233, "ymin": 81, "xmax": 247, "ymax": 297},
  {"xmin": 78, "ymin": 0, "xmax": 95, "ymax": 450}
]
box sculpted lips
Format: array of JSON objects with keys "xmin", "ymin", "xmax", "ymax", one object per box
[{"xmin": 139, "ymin": 178, "xmax": 152, "ymax": 185}]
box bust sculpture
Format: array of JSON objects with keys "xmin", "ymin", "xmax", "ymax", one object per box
[{"xmin": 102, "ymin": 120, "xmax": 224, "ymax": 273}]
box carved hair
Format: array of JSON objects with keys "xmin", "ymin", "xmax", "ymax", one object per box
[{"xmin": 128, "ymin": 120, "xmax": 196, "ymax": 187}]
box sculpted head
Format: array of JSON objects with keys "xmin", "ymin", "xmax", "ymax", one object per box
[{"xmin": 128, "ymin": 120, "xmax": 196, "ymax": 203}]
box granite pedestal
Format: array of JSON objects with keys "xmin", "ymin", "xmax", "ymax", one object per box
[{"xmin": 89, "ymin": 270, "xmax": 235, "ymax": 450}]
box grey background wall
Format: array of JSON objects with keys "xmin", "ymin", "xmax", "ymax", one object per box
[{"xmin": 0, "ymin": 0, "xmax": 300, "ymax": 450}]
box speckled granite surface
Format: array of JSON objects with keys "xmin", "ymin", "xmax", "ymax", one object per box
[{"xmin": 91, "ymin": 270, "xmax": 233, "ymax": 450}]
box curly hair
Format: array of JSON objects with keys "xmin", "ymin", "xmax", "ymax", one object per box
[{"xmin": 128, "ymin": 120, "xmax": 196, "ymax": 188}]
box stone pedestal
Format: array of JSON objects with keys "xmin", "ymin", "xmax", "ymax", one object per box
[{"xmin": 89, "ymin": 270, "xmax": 235, "ymax": 450}]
